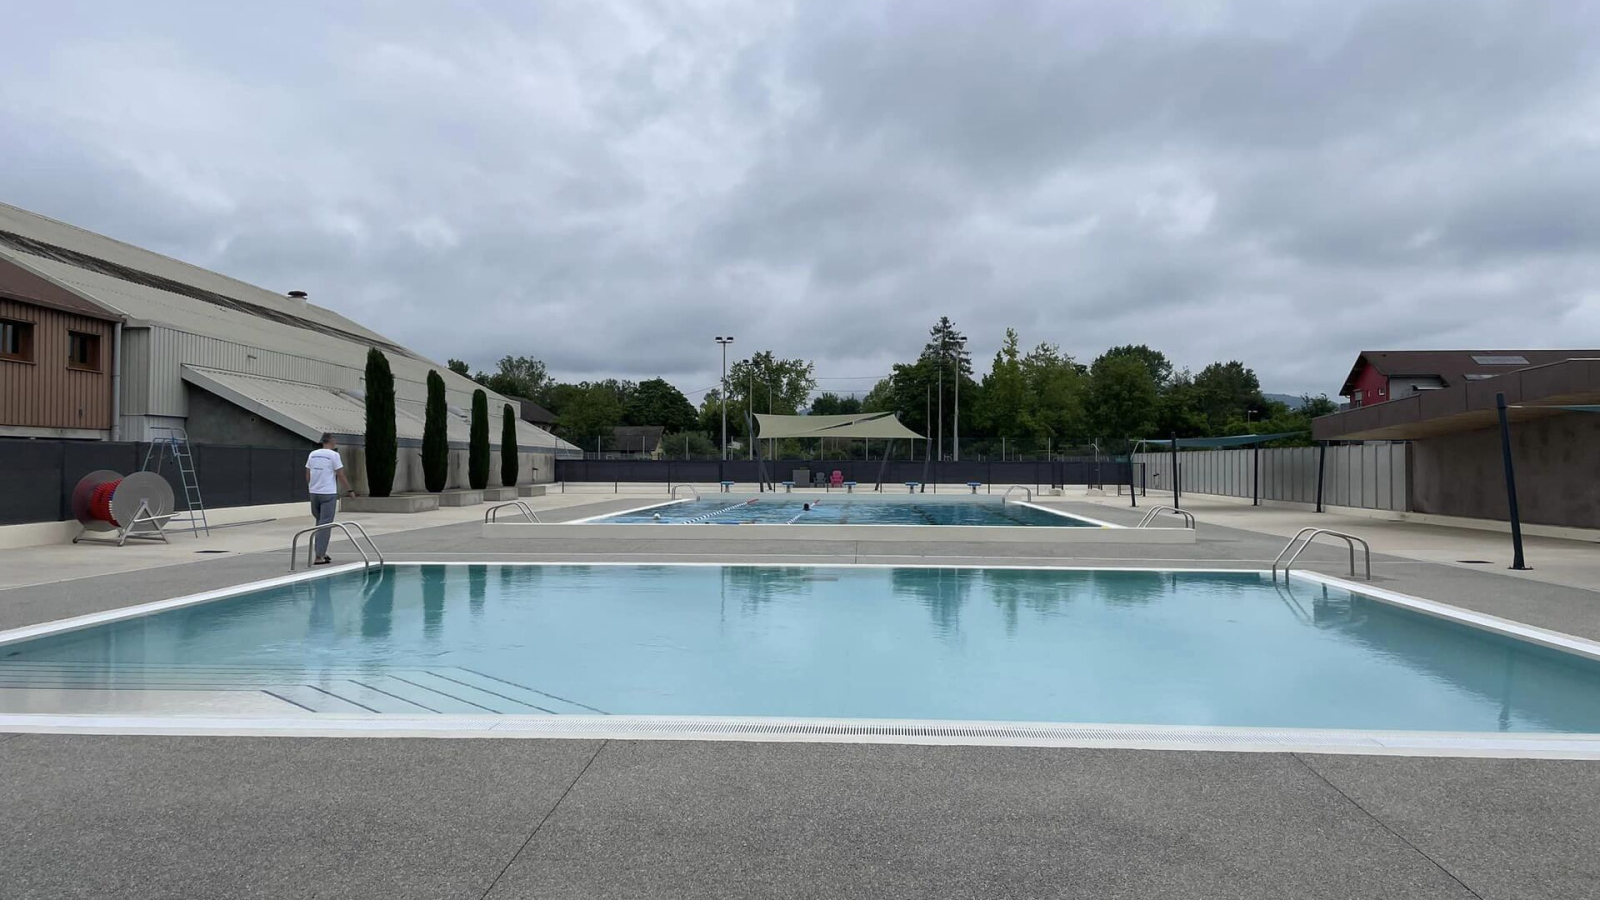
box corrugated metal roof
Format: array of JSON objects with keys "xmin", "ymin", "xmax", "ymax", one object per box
[
  {"xmin": 1340, "ymin": 350, "xmax": 1600, "ymax": 395},
  {"xmin": 182, "ymin": 366, "xmax": 574, "ymax": 450},
  {"xmin": 0, "ymin": 202, "xmax": 579, "ymax": 452}
]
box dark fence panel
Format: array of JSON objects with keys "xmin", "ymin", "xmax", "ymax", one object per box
[
  {"xmin": 553, "ymin": 457, "xmax": 1132, "ymax": 488},
  {"xmin": 0, "ymin": 438, "xmax": 314, "ymax": 525}
]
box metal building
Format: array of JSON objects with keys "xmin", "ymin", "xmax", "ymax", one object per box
[{"xmin": 0, "ymin": 201, "xmax": 577, "ymax": 464}]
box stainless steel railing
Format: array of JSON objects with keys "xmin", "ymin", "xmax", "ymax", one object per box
[
  {"xmin": 1271, "ymin": 527, "xmax": 1371, "ymax": 581},
  {"xmin": 290, "ymin": 521, "xmax": 384, "ymax": 571}
]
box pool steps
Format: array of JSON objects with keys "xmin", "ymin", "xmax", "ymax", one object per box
[{"xmin": 0, "ymin": 663, "xmax": 601, "ymax": 716}]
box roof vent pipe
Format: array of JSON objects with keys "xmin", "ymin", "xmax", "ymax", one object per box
[{"xmin": 286, "ymin": 290, "xmax": 307, "ymax": 307}]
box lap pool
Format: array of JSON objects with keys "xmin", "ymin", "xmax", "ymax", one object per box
[
  {"xmin": 590, "ymin": 496, "xmax": 1107, "ymax": 527},
  {"xmin": 4, "ymin": 564, "xmax": 1600, "ymax": 734}
]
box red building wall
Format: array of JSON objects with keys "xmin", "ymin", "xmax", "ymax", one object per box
[{"xmin": 1347, "ymin": 363, "xmax": 1389, "ymax": 408}]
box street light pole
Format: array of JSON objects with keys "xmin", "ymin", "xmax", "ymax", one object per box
[
  {"xmin": 715, "ymin": 336, "xmax": 734, "ymax": 460},
  {"xmin": 954, "ymin": 336, "xmax": 964, "ymax": 462}
]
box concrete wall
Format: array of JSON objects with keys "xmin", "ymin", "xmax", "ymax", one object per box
[
  {"xmin": 339, "ymin": 446, "xmax": 555, "ymax": 495},
  {"xmin": 1410, "ymin": 413, "xmax": 1600, "ymax": 528},
  {"xmin": 183, "ymin": 384, "xmax": 311, "ymax": 450},
  {"xmin": 1134, "ymin": 442, "xmax": 1410, "ymax": 512}
]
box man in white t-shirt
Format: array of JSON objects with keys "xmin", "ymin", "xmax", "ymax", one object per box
[{"xmin": 306, "ymin": 433, "xmax": 354, "ymax": 565}]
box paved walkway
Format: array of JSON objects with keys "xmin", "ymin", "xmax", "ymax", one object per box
[
  {"xmin": 4, "ymin": 487, "xmax": 1600, "ymax": 897},
  {"xmin": 3, "ymin": 734, "xmax": 1597, "ymax": 899}
]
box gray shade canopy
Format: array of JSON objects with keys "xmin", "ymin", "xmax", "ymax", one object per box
[{"xmin": 755, "ymin": 412, "xmax": 925, "ymax": 441}]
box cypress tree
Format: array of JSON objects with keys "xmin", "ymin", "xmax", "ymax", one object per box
[
  {"xmin": 422, "ymin": 370, "xmax": 450, "ymax": 492},
  {"xmin": 468, "ymin": 389, "xmax": 490, "ymax": 490},
  {"xmin": 363, "ymin": 348, "xmax": 397, "ymax": 497},
  {"xmin": 501, "ymin": 403, "xmax": 520, "ymax": 487}
]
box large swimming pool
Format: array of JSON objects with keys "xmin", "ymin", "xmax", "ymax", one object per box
[
  {"xmin": 593, "ymin": 497, "xmax": 1105, "ymax": 527},
  {"xmin": 4, "ymin": 564, "xmax": 1599, "ymax": 733}
]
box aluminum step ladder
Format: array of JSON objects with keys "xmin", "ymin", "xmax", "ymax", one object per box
[{"xmin": 142, "ymin": 426, "xmax": 210, "ymax": 537}]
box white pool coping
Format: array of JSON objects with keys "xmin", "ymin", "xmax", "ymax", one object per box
[{"xmin": 4, "ymin": 560, "xmax": 1600, "ymax": 757}]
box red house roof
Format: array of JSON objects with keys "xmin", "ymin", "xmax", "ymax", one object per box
[{"xmin": 1338, "ymin": 350, "xmax": 1600, "ymax": 397}]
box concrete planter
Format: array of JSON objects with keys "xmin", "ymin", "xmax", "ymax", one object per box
[
  {"xmin": 341, "ymin": 494, "xmax": 440, "ymax": 514},
  {"xmin": 438, "ymin": 489, "xmax": 483, "ymax": 507},
  {"xmin": 481, "ymin": 487, "xmax": 518, "ymax": 502},
  {"xmin": 517, "ymin": 484, "xmax": 547, "ymax": 498}
]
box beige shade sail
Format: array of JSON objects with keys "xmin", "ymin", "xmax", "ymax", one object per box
[{"xmin": 754, "ymin": 412, "xmax": 926, "ymax": 441}]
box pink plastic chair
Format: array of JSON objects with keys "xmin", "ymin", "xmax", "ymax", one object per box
[{"xmin": 829, "ymin": 470, "xmax": 844, "ymax": 487}]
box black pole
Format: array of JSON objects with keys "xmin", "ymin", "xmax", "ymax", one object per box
[
  {"xmin": 1170, "ymin": 432, "xmax": 1180, "ymax": 510},
  {"xmin": 1496, "ymin": 392, "xmax": 1531, "ymax": 570},
  {"xmin": 1252, "ymin": 441, "xmax": 1260, "ymax": 507},
  {"xmin": 1315, "ymin": 441, "xmax": 1326, "ymax": 513},
  {"xmin": 1129, "ymin": 455, "xmax": 1137, "ymax": 508}
]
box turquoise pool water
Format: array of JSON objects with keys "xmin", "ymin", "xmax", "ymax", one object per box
[
  {"xmin": 597, "ymin": 497, "xmax": 1101, "ymax": 526},
  {"xmin": 4, "ymin": 565, "xmax": 1599, "ymax": 732}
]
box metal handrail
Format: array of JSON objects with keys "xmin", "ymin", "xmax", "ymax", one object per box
[
  {"xmin": 485, "ymin": 500, "xmax": 541, "ymax": 523},
  {"xmin": 1136, "ymin": 506, "xmax": 1196, "ymax": 529},
  {"xmin": 290, "ymin": 521, "xmax": 385, "ymax": 571},
  {"xmin": 671, "ymin": 484, "xmax": 701, "ymax": 500},
  {"xmin": 1271, "ymin": 528, "xmax": 1371, "ymax": 581},
  {"xmin": 1001, "ymin": 485, "xmax": 1033, "ymax": 504}
]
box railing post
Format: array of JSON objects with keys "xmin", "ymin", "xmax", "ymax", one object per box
[
  {"xmin": 1315, "ymin": 441, "xmax": 1326, "ymax": 513},
  {"xmin": 1496, "ymin": 392, "xmax": 1531, "ymax": 570}
]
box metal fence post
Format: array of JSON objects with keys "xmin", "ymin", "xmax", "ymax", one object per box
[{"xmin": 1496, "ymin": 392, "xmax": 1530, "ymax": 570}]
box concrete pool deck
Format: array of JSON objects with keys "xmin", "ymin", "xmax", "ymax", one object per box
[{"xmin": 2, "ymin": 489, "xmax": 1599, "ymax": 897}]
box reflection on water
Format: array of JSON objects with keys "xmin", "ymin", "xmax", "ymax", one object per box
[
  {"xmin": 6, "ymin": 564, "xmax": 1600, "ymax": 732},
  {"xmin": 889, "ymin": 568, "xmax": 975, "ymax": 638},
  {"xmin": 361, "ymin": 569, "xmax": 394, "ymax": 640},
  {"xmin": 422, "ymin": 568, "xmax": 445, "ymax": 637},
  {"xmin": 469, "ymin": 567, "xmax": 487, "ymax": 618}
]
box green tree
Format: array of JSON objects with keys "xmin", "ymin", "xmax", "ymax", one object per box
[
  {"xmin": 1086, "ymin": 354, "xmax": 1159, "ymax": 447},
  {"xmin": 809, "ymin": 392, "xmax": 863, "ymax": 415},
  {"xmin": 1101, "ymin": 344, "xmax": 1174, "ymax": 389},
  {"xmin": 700, "ymin": 352, "xmax": 817, "ymax": 444},
  {"xmin": 1155, "ymin": 369, "xmax": 1209, "ymax": 438},
  {"xmin": 979, "ymin": 328, "xmax": 1028, "ymax": 440},
  {"xmin": 560, "ymin": 382, "xmax": 627, "ymax": 449},
  {"xmin": 468, "ymin": 388, "xmax": 490, "ymax": 490},
  {"xmin": 363, "ymin": 348, "xmax": 397, "ymax": 497},
  {"xmin": 474, "ymin": 355, "xmax": 553, "ymax": 401},
  {"xmin": 1300, "ymin": 394, "xmax": 1338, "ymax": 417},
  {"xmin": 500, "ymin": 403, "xmax": 519, "ymax": 486},
  {"xmin": 1020, "ymin": 341, "xmax": 1087, "ymax": 447},
  {"xmin": 446, "ymin": 358, "xmax": 471, "ymax": 377},
  {"xmin": 1194, "ymin": 361, "xmax": 1267, "ymax": 432},
  {"xmin": 421, "ymin": 370, "xmax": 450, "ymax": 492},
  {"xmin": 625, "ymin": 378, "xmax": 697, "ymax": 431},
  {"xmin": 663, "ymin": 430, "xmax": 719, "ymax": 459}
]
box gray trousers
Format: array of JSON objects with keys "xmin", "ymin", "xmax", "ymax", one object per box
[{"xmin": 310, "ymin": 493, "xmax": 339, "ymax": 557}]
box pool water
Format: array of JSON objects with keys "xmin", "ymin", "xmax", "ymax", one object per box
[
  {"xmin": 597, "ymin": 497, "xmax": 1101, "ymax": 527},
  {"xmin": 5, "ymin": 565, "xmax": 1600, "ymax": 732}
]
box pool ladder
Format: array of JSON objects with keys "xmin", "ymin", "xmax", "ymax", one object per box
[
  {"xmin": 1136, "ymin": 506, "xmax": 1196, "ymax": 529},
  {"xmin": 290, "ymin": 521, "xmax": 385, "ymax": 572},
  {"xmin": 1001, "ymin": 485, "xmax": 1033, "ymax": 504},
  {"xmin": 484, "ymin": 500, "xmax": 542, "ymax": 523},
  {"xmin": 1271, "ymin": 528, "xmax": 1372, "ymax": 581}
]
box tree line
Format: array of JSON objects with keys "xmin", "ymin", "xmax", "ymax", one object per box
[{"xmin": 447, "ymin": 317, "xmax": 1336, "ymax": 459}]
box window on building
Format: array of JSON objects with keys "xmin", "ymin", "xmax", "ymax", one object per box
[
  {"xmin": 1, "ymin": 318, "xmax": 34, "ymax": 362},
  {"xmin": 67, "ymin": 331, "xmax": 101, "ymax": 371},
  {"xmin": 1352, "ymin": 389, "xmax": 1364, "ymax": 405}
]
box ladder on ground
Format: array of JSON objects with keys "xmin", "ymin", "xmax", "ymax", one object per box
[{"xmin": 142, "ymin": 426, "xmax": 210, "ymax": 537}]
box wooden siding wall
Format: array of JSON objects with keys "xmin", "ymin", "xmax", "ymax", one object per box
[{"xmin": 0, "ymin": 297, "xmax": 114, "ymax": 430}]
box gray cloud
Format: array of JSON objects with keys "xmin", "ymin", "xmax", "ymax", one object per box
[{"xmin": 2, "ymin": 0, "xmax": 1598, "ymax": 400}]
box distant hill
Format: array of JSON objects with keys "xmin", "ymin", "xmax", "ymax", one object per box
[{"xmin": 1264, "ymin": 393, "xmax": 1308, "ymax": 409}]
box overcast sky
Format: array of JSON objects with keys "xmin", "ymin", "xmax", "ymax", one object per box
[{"xmin": 3, "ymin": 1, "xmax": 1598, "ymax": 399}]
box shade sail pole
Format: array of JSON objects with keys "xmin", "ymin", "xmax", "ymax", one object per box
[
  {"xmin": 1496, "ymin": 392, "xmax": 1530, "ymax": 570},
  {"xmin": 1170, "ymin": 432, "xmax": 1180, "ymax": 510}
]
